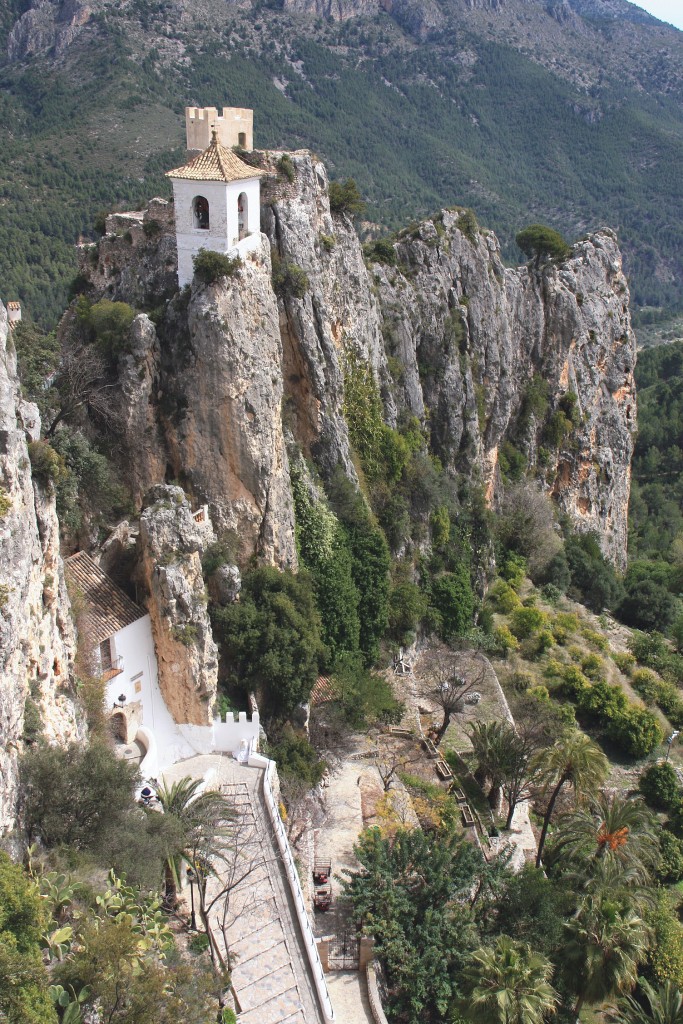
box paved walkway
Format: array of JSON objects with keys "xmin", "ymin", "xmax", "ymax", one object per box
[
  {"xmin": 161, "ymin": 754, "xmax": 324, "ymax": 1024},
  {"xmin": 326, "ymin": 972, "xmax": 374, "ymax": 1024}
]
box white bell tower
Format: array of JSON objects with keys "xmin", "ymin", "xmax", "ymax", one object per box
[{"xmin": 167, "ymin": 126, "xmax": 264, "ymax": 288}]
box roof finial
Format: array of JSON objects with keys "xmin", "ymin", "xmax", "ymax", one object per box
[{"xmin": 211, "ymin": 124, "xmax": 218, "ymax": 143}]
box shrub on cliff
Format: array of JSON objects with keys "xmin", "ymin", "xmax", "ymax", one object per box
[
  {"xmin": 271, "ymin": 254, "xmax": 309, "ymax": 299},
  {"xmin": 328, "ymin": 178, "xmax": 365, "ymax": 217},
  {"xmin": 516, "ymin": 224, "xmax": 571, "ymax": 266},
  {"xmin": 192, "ymin": 249, "xmax": 241, "ymax": 285}
]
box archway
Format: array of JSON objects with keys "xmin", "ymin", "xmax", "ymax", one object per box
[
  {"xmin": 193, "ymin": 195, "xmax": 210, "ymax": 230},
  {"xmin": 238, "ymin": 192, "xmax": 248, "ymax": 241},
  {"xmin": 110, "ymin": 711, "xmax": 128, "ymax": 743}
]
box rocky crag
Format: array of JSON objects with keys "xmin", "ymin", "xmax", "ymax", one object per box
[
  {"xmin": 0, "ymin": 147, "xmax": 636, "ymax": 833},
  {"xmin": 0, "ymin": 303, "xmax": 82, "ymax": 836},
  {"xmin": 76, "ymin": 150, "xmax": 635, "ymax": 569}
]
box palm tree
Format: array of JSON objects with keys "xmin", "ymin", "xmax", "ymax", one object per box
[
  {"xmin": 464, "ymin": 934, "xmax": 559, "ymax": 1024},
  {"xmin": 468, "ymin": 721, "xmax": 517, "ymax": 815},
  {"xmin": 606, "ymin": 979, "xmax": 683, "ymax": 1024},
  {"xmin": 578, "ymin": 857, "xmax": 657, "ymax": 917},
  {"xmin": 156, "ymin": 776, "xmax": 235, "ymax": 908},
  {"xmin": 551, "ymin": 793, "xmax": 659, "ymax": 882},
  {"xmin": 532, "ymin": 731, "xmax": 609, "ymax": 867},
  {"xmin": 563, "ymin": 895, "xmax": 652, "ymax": 1015}
]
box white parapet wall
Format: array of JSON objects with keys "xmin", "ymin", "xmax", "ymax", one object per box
[{"xmin": 251, "ymin": 753, "xmax": 336, "ymax": 1024}]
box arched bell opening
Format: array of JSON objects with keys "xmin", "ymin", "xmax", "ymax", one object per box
[
  {"xmin": 193, "ymin": 195, "xmax": 210, "ymax": 230},
  {"xmin": 238, "ymin": 192, "xmax": 248, "ymax": 241}
]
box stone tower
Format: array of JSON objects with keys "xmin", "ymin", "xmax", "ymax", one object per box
[
  {"xmin": 166, "ymin": 127, "xmax": 265, "ymax": 288},
  {"xmin": 185, "ymin": 106, "xmax": 254, "ymax": 152}
]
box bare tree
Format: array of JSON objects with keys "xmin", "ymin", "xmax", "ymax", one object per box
[
  {"xmin": 189, "ymin": 797, "xmax": 274, "ymax": 975},
  {"xmin": 423, "ymin": 650, "xmax": 488, "ymax": 745},
  {"xmin": 45, "ymin": 346, "xmax": 118, "ymax": 437},
  {"xmin": 375, "ymin": 736, "xmax": 422, "ymax": 791}
]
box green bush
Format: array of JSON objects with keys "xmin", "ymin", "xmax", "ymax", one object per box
[
  {"xmin": 429, "ymin": 567, "xmax": 475, "ymax": 640},
  {"xmin": 270, "ymin": 729, "xmax": 326, "ymax": 787},
  {"xmin": 509, "ymin": 606, "xmax": 549, "ymax": 640},
  {"xmin": 192, "ymin": 249, "xmax": 241, "ymax": 285},
  {"xmin": 606, "ymin": 706, "xmax": 663, "ymax": 759},
  {"xmin": 85, "ymin": 298, "xmax": 136, "ymax": 359},
  {"xmin": 516, "ymin": 224, "xmax": 571, "ymax": 265},
  {"xmin": 487, "ymin": 579, "xmax": 521, "ymax": 614},
  {"xmin": 277, "ymin": 153, "xmax": 295, "ymax": 182},
  {"xmin": 364, "ymin": 238, "xmax": 397, "ymax": 265},
  {"xmin": 328, "ymin": 178, "xmax": 365, "ymax": 216},
  {"xmin": 655, "ymin": 681, "xmax": 683, "ymax": 727},
  {"xmin": 631, "ymin": 668, "xmax": 660, "ymax": 704},
  {"xmin": 639, "ymin": 761, "xmax": 681, "ymax": 811},
  {"xmin": 613, "ymin": 651, "xmax": 636, "ymax": 675},
  {"xmin": 500, "ymin": 553, "xmax": 527, "ymax": 591},
  {"xmin": 27, "ymin": 441, "xmax": 66, "ymax": 485},
  {"xmin": 581, "ymin": 653, "xmax": 605, "ymax": 680},
  {"xmin": 0, "ymin": 487, "xmax": 11, "ymax": 518},
  {"xmin": 272, "ymin": 254, "xmax": 309, "ymax": 299},
  {"xmin": 21, "ymin": 740, "xmax": 139, "ymax": 850},
  {"xmin": 657, "ymin": 829, "xmax": 683, "ymax": 884}
]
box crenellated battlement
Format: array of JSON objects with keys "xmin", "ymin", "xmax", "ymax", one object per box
[{"xmin": 185, "ymin": 105, "xmax": 254, "ymax": 152}]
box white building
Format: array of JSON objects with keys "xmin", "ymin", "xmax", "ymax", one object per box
[
  {"xmin": 166, "ymin": 129, "xmax": 265, "ymax": 288},
  {"xmin": 65, "ymin": 552, "xmax": 260, "ymax": 778}
]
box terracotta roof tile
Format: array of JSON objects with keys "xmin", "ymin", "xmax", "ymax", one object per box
[
  {"xmin": 166, "ymin": 134, "xmax": 265, "ymax": 183},
  {"xmin": 65, "ymin": 551, "xmax": 145, "ymax": 644},
  {"xmin": 310, "ymin": 676, "xmax": 337, "ymax": 707}
]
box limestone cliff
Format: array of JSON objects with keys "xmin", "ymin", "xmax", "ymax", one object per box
[
  {"xmin": 137, "ymin": 485, "xmax": 218, "ymax": 725},
  {"xmin": 76, "ymin": 153, "xmax": 634, "ymax": 569},
  {"xmin": 371, "ymin": 214, "xmax": 635, "ymax": 567},
  {"xmin": 0, "ymin": 302, "xmax": 82, "ymax": 836},
  {"xmin": 78, "ymin": 214, "xmax": 296, "ymax": 568}
]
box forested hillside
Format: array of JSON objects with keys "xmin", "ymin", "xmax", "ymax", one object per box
[{"xmin": 1, "ymin": 0, "xmax": 683, "ymax": 326}]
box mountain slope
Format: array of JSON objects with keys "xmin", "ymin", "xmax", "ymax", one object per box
[{"xmin": 1, "ymin": 0, "xmax": 682, "ymax": 326}]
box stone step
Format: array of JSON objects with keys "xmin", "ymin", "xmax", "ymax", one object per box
[
  {"xmin": 232, "ymin": 939, "xmax": 292, "ymax": 989},
  {"xmin": 236, "ymin": 963, "xmax": 299, "ymax": 1012},
  {"xmin": 236, "ymin": 979, "xmax": 304, "ymax": 1023}
]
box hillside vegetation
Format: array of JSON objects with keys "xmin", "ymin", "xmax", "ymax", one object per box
[{"xmin": 1, "ymin": 0, "xmax": 683, "ymax": 325}]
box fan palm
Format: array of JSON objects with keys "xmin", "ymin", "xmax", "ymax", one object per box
[
  {"xmin": 532, "ymin": 730, "xmax": 609, "ymax": 867},
  {"xmin": 606, "ymin": 979, "xmax": 683, "ymax": 1024},
  {"xmin": 156, "ymin": 776, "xmax": 235, "ymax": 908},
  {"xmin": 468, "ymin": 721, "xmax": 518, "ymax": 814},
  {"xmin": 564, "ymin": 895, "xmax": 652, "ymax": 1014},
  {"xmin": 464, "ymin": 934, "xmax": 559, "ymax": 1024},
  {"xmin": 551, "ymin": 792, "xmax": 658, "ymax": 882}
]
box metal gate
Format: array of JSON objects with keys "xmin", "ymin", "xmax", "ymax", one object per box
[{"xmin": 328, "ymin": 927, "xmax": 359, "ymax": 970}]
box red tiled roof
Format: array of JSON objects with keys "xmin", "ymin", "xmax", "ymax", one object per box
[{"xmin": 65, "ymin": 551, "xmax": 145, "ymax": 644}]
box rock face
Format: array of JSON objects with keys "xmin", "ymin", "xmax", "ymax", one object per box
[
  {"xmin": 7, "ymin": 0, "xmax": 94, "ymax": 61},
  {"xmin": 137, "ymin": 485, "xmax": 218, "ymax": 725},
  {"xmin": 371, "ymin": 214, "xmax": 635, "ymax": 566},
  {"xmin": 78, "ymin": 154, "xmax": 634, "ymax": 570},
  {"xmin": 262, "ymin": 151, "xmax": 394, "ymax": 480},
  {"xmin": 79, "ymin": 214, "xmax": 297, "ymax": 568},
  {"xmin": 0, "ymin": 303, "xmax": 82, "ymax": 836}
]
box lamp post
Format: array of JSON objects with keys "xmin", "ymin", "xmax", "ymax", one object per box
[
  {"xmin": 666, "ymin": 730, "xmax": 680, "ymax": 762},
  {"xmin": 186, "ymin": 865, "xmax": 197, "ymax": 931}
]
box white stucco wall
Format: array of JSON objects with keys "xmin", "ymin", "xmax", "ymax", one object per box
[
  {"xmin": 106, "ymin": 614, "xmax": 260, "ymax": 776},
  {"xmin": 171, "ymin": 176, "xmax": 262, "ymax": 287}
]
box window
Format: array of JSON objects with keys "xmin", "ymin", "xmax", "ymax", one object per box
[
  {"xmin": 193, "ymin": 195, "xmax": 210, "ymax": 230},
  {"xmin": 238, "ymin": 192, "xmax": 248, "ymax": 241},
  {"xmin": 100, "ymin": 638, "xmax": 113, "ymax": 671},
  {"xmin": 238, "ymin": 132, "xmax": 246, "ymax": 148}
]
